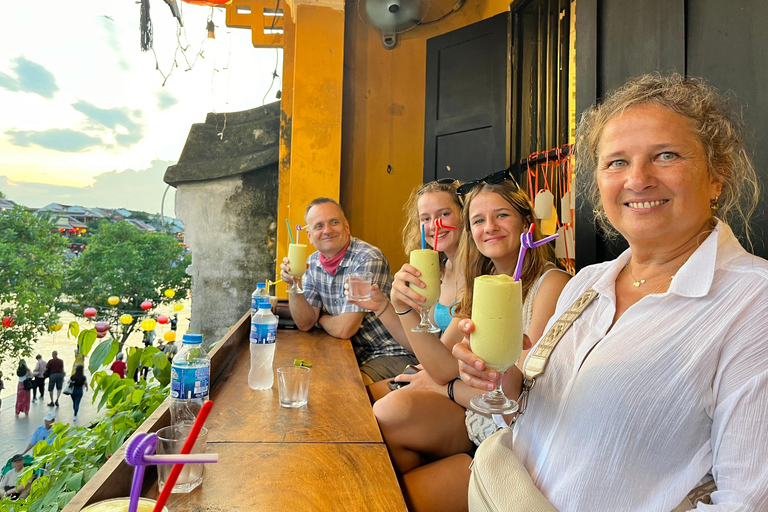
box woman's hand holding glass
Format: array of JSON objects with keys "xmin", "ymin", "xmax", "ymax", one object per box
[
  {"xmin": 390, "ymin": 264, "xmax": 430, "ymax": 312},
  {"xmin": 453, "ymin": 318, "xmax": 532, "ymax": 393}
]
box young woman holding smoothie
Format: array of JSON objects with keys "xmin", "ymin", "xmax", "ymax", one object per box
[
  {"xmin": 375, "ymin": 177, "xmax": 570, "ymax": 512},
  {"xmin": 346, "ymin": 180, "xmax": 464, "ymax": 398}
]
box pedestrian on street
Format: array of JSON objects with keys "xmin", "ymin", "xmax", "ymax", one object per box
[
  {"xmin": 45, "ymin": 351, "xmax": 65, "ymax": 407},
  {"xmin": 68, "ymin": 364, "xmax": 88, "ymax": 421},
  {"xmin": 23, "ymin": 412, "xmax": 57, "ymax": 455},
  {"xmin": 170, "ymin": 313, "xmax": 178, "ymax": 332},
  {"xmin": 0, "ymin": 371, "xmax": 5, "ymax": 409},
  {"xmin": 110, "ymin": 353, "xmax": 126, "ymax": 378},
  {"xmin": 15, "ymin": 360, "xmax": 31, "ymax": 417},
  {"xmin": 32, "ymin": 354, "xmax": 47, "ymax": 402}
]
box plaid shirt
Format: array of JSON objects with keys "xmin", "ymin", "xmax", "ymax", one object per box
[{"xmin": 303, "ymin": 237, "xmax": 410, "ymax": 365}]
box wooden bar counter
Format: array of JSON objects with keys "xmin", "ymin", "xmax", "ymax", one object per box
[{"xmin": 64, "ymin": 314, "xmax": 407, "ymax": 512}]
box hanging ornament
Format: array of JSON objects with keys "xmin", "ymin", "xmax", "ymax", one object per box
[
  {"xmin": 164, "ymin": 289, "xmax": 176, "ymax": 298},
  {"xmin": 164, "ymin": 331, "xmax": 176, "ymax": 342},
  {"xmin": 141, "ymin": 301, "xmax": 153, "ymax": 311},
  {"xmin": 140, "ymin": 0, "xmax": 153, "ymax": 52},
  {"xmin": 108, "ymin": 296, "xmax": 120, "ymax": 306},
  {"xmin": 207, "ymin": 20, "xmax": 215, "ymax": 39},
  {"xmin": 97, "ymin": 330, "xmax": 107, "ymax": 339},
  {"xmin": 95, "ymin": 321, "xmax": 110, "ymax": 333},
  {"xmin": 534, "ymin": 190, "xmax": 554, "ymax": 220},
  {"xmin": 173, "ymin": 304, "xmax": 184, "ymax": 312},
  {"xmin": 163, "ymin": 0, "xmax": 183, "ymax": 25},
  {"xmin": 84, "ymin": 308, "xmax": 98, "ymax": 318},
  {"xmin": 157, "ymin": 315, "xmax": 169, "ymax": 325},
  {"xmin": 120, "ymin": 314, "xmax": 134, "ymax": 325},
  {"xmin": 141, "ymin": 319, "xmax": 157, "ymax": 331},
  {"xmin": 49, "ymin": 323, "xmax": 64, "ymax": 332}
]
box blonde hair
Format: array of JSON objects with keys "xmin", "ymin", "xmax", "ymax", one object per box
[
  {"xmin": 575, "ymin": 72, "xmax": 760, "ymax": 243},
  {"xmin": 454, "ymin": 181, "xmax": 557, "ymax": 318},
  {"xmin": 402, "ymin": 181, "xmax": 463, "ymax": 271}
]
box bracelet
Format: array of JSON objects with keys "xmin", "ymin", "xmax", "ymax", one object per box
[
  {"xmin": 446, "ymin": 377, "xmax": 459, "ymax": 403},
  {"xmin": 394, "ymin": 307, "xmax": 413, "ymax": 316},
  {"xmin": 375, "ymin": 301, "xmax": 392, "ymax": 318}
]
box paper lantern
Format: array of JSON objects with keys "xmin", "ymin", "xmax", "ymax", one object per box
[
  {"xmin": 163, "ymin": 331, "xmax": 176, "ymax": 342},
  {"xmin": 96, "ymin": 330, "xmax": 107, "ymax": 338},
  {"xmin": 141, "ymin": 319, "xmax": 157, "ymax": 331},
  {"xmin": 157, "ymin": 315, "xmax": 169, "ymax": 325},
  {"xmin": 95, "ymin": 321, "xmax": 110, "ymax": 332},
  {"xmin": 173, "ymin": 304, "xmax": 184, "ymax": 312},
  {"xmin": 84, "ymin": 307, "xmax": 97, "ymax": 318},
  {"xmin": 50, "ymin": 323, "xmax": 64, "ymax": 332},
  {"xmin": 108, "ymin": 296, "xmax": 120, "ymax": 306},
  {"xmin": 140, "ymin": 301, "xmax": 153, "ymax": 311},
  {"xmin": 164, "ymin": 289, "xmax": 176, "ymax": 298},
  {"xmin": 119, "ymin": 314, "xmax": 133, "ymax": 325}
]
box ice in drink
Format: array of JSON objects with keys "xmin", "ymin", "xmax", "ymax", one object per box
[
  {"xmin": 408, "ymin": 249, "xmax": 441, "ymax": 307},
  {"xmin": 470, "ymin": 275, "xmax": 522, "ymax": 371},
  {"xmin": 287, "ymin": 243, "xmax": 308, "ymax": 278}
]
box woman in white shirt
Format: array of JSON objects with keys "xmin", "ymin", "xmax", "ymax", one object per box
[{"xmin": 454, "ymin": 73, "xmax": 768, "ymax": 511}]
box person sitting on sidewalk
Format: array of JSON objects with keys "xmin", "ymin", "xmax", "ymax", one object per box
[
  {"xmin": 45, "ymin": 351, "xmax": 65, "ymax": 407},
  {"xmin": 280, "ymin": 197, "xmax": 418, "ymax": 384},
  {"xmin": 0, "ymin": 455, "xmax": 31, "ymax": 500},
  {"xmin": 22, "ymin": 412, "xmax": 57, "ymax": 455}
]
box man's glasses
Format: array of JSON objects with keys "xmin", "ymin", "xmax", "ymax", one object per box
[
  {"xmin": 456, "ymin": 169, "xmax": 520, "ymax": 197},
  {"xmin": 417, "ymin": 178, "xmax": 459, "ymax": 195}
]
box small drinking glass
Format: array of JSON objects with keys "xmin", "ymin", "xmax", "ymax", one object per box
[
  {"xmin": 348, "ymin": 271, "xmax": 373, "ymax": 301},
  {"xmin": 156, "ymin": 426, "xmax": 208, "ymax": 494},
  {"xmin": 277, "ymin": 366, "xmax": 311, "ymax": 408}
]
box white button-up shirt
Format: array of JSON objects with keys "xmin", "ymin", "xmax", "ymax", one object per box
[{"xmin": 515, "ymin": 222, "xmax": 768, "ymax": 511}]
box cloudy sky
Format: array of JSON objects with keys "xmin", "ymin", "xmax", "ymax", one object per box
[{"xmin": 0, "ymin": 0, "xmax": 282, "ymax": 214}]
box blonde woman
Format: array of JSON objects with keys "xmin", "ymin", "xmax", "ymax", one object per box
[
  {"xmin": 376, "ymin": 177, "xmax": 570, "ymax": 512},
  {"xmin": 347, "ymin": 179, "xmax": 464, "ymax": 398}
]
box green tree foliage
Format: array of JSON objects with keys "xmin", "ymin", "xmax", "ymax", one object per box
[
  {"xmin": 63, "ymin": 221, "xmax": 190, "ymax": 348},
  {"xmin": 0, "ymin": 207, "xmax": 66, "ymax": 364},
  {"xmin": 0, "ymin": 333, "xmax": 172, "ymax": 512}
]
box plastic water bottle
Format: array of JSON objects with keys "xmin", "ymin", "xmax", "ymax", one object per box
[
  {"xmin": 170, "ymin": 333, "xmax": 211, "ymax": 426},
  {"xmin": 251, "ymin": 282, "xmax": 268, "ymax": 318},
  {"xmin": 249, "ymin": 299, "xmax": 277, "ymax": 390}
]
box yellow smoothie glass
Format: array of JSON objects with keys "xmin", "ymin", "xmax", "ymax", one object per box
[
  {"xmin": 80, "ymin": 498, "xmax": 168, "ymax": 512},
  {"xmin": 469, "ymin": 274, "xmax": 522, "ymax": 415},
  {"xmin": 409, "ymin": 249, "xmax": 442, "ymax": 333},
  {"xmin": 287, "ymin": 243, "xmax": 308, "ymax": 294}
]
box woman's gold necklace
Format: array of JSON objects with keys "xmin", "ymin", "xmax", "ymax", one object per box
[{"xmin": 626, "ymin": 261, "xmax": 679, "ymax": 288}]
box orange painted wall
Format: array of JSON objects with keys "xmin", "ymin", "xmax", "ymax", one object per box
[{"xmin": 340, "ymin": 0, "xmax": 513, "ymax": 270}]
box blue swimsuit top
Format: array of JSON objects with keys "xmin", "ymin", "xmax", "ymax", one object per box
[{"xmin": 433, "ymin": 301, "xmax": 456, "ymax": 333}]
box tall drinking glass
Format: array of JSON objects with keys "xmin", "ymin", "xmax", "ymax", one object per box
[
  {"xmin": 287, "ymin": 243, "xmax": 308, "ymax": 294},
  {"xmin": 469, "ymin": 275, "xmax": 522, "ymax": 415},
  {"xmin": 409, "ymin": 249, "xmax": 441, "ymax": 333}
]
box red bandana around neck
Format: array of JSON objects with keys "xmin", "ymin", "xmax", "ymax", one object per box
[{"xmin": 319, "ymin": 239, "xmax": 350, "ymax": 276}]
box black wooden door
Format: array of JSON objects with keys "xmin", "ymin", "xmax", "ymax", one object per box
[
  {"xmin": 424, "ymin": 13, "xmax": 510, "ymax": 183},
  {"xmin": 575, "ymin": 0, "xmax": 768, "ymax": 268}
]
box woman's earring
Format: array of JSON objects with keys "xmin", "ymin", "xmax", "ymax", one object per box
[{"xmin": 710, "ymin": 195, "xmax": 720, "ymax": 211}]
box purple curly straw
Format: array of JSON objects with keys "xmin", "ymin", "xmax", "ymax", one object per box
[
  {"xmin": 512, "ymin": 223, "xmax": 559, "ymax": 281},
  {"xmin": 126, "ymin": 433, "xmax": 158, "ymax": 512}
]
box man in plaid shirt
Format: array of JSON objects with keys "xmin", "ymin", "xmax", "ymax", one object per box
[{"xmin": 280, "ymin": 198, "xmax": 418, "ymax": 384}]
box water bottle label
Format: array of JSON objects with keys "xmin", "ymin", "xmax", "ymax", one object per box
[
  {"xmin": 250, "ymin": 322, "xmax": 276, "ymax": 344},
  {"xmin": 170, "ymin": 365, "xmax": 210, "ymax": 399}
]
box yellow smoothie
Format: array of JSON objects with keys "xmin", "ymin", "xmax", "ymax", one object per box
[
  {"xmin": 470, "ymin": 275, "xmax": 522, "ymax": 371},
  {"xmin": 408, "ymin": 249, "xmax": 441, "ymax": 307},
  {"xmin": 80, "ymin": 498, "xmax": 168, "ymax": 512},
  {"xmin": 287, "ymin": 243, "xmax": 308, "ymax": 278}
]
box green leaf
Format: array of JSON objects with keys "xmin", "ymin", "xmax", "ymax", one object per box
[
  {"xmin": 78, "ymin": 328, "xmax": 98, "ymax": 357},
  {"xmin": 67, "ymin": 320, "xmax": 80, "ymax": 339},
  {"xmin": 89, "ymin": 339, "xmax": 118, "ymax": 374},
  {"xmin": 66, "ymin": 471, "xmax": 83, "ymax": 491},
  {"xmin": 131, "ymin": 388, "xmax": 145, "ymax": 404},
  {"xmin": 126, "ymin": 347, "xmax": 142, "ymax": 381}
]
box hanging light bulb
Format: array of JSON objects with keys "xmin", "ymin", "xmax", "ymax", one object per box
[{"xmin": 207, "ymin": 20, "xmax": 215, "ymax": 39}]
